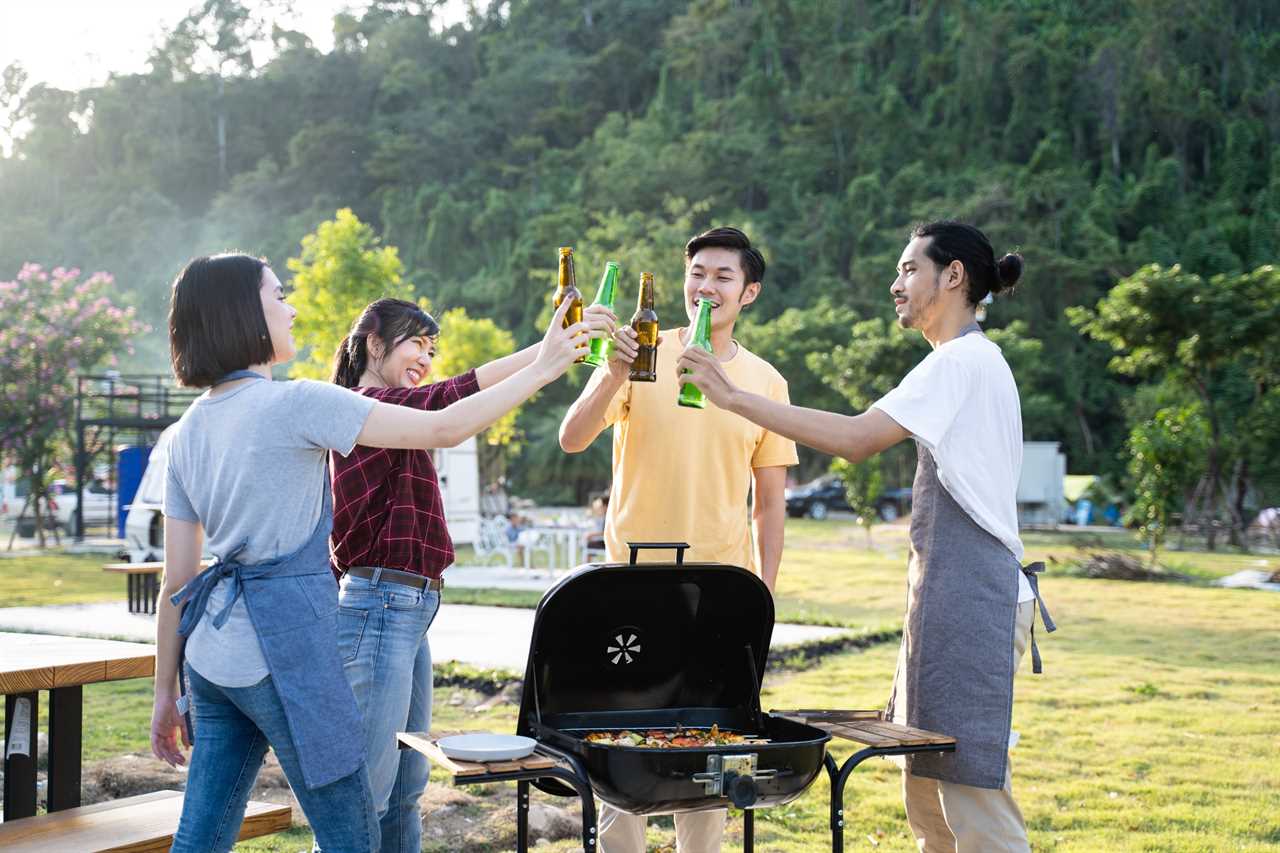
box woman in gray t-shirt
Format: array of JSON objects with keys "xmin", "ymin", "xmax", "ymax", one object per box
[{"xmin": 151, "ymin": 253, "xmax": 591, "ymax": 852}]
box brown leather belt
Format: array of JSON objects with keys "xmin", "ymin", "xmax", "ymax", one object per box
[{"xmin": 343, "ymin": 565, "xmax": 443, "ymax": 591}]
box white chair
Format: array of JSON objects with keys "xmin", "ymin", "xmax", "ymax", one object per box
[{"xmin": 472, "ymin": 516, "xmax": 516, "ymax": 568}]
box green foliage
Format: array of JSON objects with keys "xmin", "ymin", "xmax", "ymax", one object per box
[
  {"xmin": 1075, "ymin": 263, "xmax": 1280, "ymax": 542},
  {"xmin": 830, "ymin": 457, "xmax": 882, "ymax": 548},
  {"xmin": 0, "ymin": 265, "xmax": 145, "ymax": 546},
  {"xmin": 3, "ymin": 0, "xmax": 1280, "ymax": 507},
  {"xmin": 286, "ymin": 208, "xmax": 415, "ymax": 380},
  {"xmin": 1127, "ymin": 403, "xmax": 1209, "ymax": 566},
  {"xmin": 433, "ymin": 306, "xmax": 520, "ymax": 482}
]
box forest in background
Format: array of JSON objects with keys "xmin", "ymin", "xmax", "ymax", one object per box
[{"xmin": 2, "ymin": 0, "xmax": 1278, "ymax": 517}]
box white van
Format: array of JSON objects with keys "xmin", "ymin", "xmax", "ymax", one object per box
[{"xmin": 122, "ymin": 425, "xmax": 179, "ymax": 562}]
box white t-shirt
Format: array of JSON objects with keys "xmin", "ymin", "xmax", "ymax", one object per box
[{"xmin": 873, "ymin": 332, "xmax": 1035, "ymax": 603}]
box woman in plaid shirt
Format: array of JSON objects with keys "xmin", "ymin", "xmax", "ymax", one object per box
[{"xmin": 328, "ymin": 297, "xmax": 615, "ymax": 852}]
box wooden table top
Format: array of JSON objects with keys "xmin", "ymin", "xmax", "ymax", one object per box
[
  {"xmin": 0, "ymin": 632, "xmax": 156, "ymax": 694},
  {"xmin": 101, "ymin": 559, "xmax": 212, "ymax": 574}
]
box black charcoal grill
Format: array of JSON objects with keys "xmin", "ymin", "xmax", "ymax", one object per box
[{"xmin": 516, "ymin": 543, "xmax": 831, "ymax": 816}]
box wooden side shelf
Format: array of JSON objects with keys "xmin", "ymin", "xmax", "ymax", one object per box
[
  {"xmin": 773, "ymin": 709, "xmax": 956, "ymax": 749},
  {"xmin": 398, "ymin": 732, "xmax": 557, "ymax": 782},
  {"xmin": 0, "ymin": 789, "xmax": 291, "ymax": 853}
]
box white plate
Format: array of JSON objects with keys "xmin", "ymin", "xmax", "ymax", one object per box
[{"xmin": 437, "ymin": 733, "xmax": 537, "ymax": 763}]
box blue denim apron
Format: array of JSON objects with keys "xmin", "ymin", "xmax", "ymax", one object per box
[{"xmin": 171, "ymin": 370, "xmax": 364, "ymax": 790}]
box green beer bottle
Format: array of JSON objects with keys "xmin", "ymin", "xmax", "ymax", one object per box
[
  {"xmin": 677, "ymin": 297, "xmax": 716, "ymax": 408},
  {"xmin": 583, "ymin": 260, "xmax": 620, "ymax": 368},
  {"xmin": 554, "ymin": 246, "xmax": 585, "ymax": 363},
  {"xmin": 629, "ymin": 272, "xmax": 659, "ymax": 382}
]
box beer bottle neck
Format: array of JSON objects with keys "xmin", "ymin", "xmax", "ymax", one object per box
[
  {"xmin": 558, "ymin": 256, "xmax": 576, "ymax": 290},
  {"xmin": 637, "ymin": 276, "xmax": 655, "ymax": 310}
]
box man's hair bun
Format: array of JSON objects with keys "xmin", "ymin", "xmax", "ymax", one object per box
[{"xmin": 993, "ymin": 252, "xmax": 1023, "ymax": 293}]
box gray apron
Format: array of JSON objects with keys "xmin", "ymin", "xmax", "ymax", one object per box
[
  {"xmin": 171, "ymin": 371, "xmax": 365, "ymax": 790},
  {"xmin": 884, "ymin": 329, "xmax": 1056, "ymax": 791}
]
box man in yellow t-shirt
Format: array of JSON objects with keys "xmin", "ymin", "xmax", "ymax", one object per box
[{"xmin": 559, "ymin": 226, "xmax": 797, "ymax": 853}]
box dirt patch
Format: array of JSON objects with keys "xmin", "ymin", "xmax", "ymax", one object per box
[{"xmin": 1064, "ymin": 548, "xmax": 1192, "ymax": 581}]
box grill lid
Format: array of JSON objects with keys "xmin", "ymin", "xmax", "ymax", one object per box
[{"xmin": 518, "ymin": 544, "xmax": 774, "ymax": 731}]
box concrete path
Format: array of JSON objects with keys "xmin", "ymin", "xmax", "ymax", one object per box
[{"xmin": 0, "ymin": 569, "xmax": 849, "ymax": 670}]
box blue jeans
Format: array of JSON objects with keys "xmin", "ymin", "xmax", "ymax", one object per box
[
  {"xmin": 336, "ymin": 570, "xmax": 441, "ymax": 853},
  {"xmin": 174, "ymin": 664, "xmax": 378, "ymax": 853}
]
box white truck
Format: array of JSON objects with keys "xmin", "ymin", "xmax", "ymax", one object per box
[{"xmin": 123, "ymin": 425, "xmax": 481, "ymax": 561}]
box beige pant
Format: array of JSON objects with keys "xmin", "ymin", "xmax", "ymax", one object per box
[
  {"xmin": 598, "ymin": 804, "xmax": 726, "ymax": 853},
  {"xmin": 901, "ymin": 600, "xmax": 1035, "ymax": 853}
]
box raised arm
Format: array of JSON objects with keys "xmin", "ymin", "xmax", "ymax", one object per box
[
  {"xmin": 475, "ymin": 304, "xmax": 616, "ymax": 390},
  {"xmin": 675, "ymin": 346, "xmax": 910, "ymax": 462},
  {"xmin": 559, "ymin": 323, "xmax": 654, "ymax": 453},
  {"xmin": 361, "ymin": 298, "xmax": 590, "ymax": 450}
]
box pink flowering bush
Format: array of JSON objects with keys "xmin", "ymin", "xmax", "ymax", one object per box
[{"xmin": 0, "ymin": 264, "xmax": 147, "ymax": 546}]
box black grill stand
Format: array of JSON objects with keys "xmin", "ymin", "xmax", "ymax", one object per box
[{"xmin": 823, "ymin": 742, "xmax": 957, "ymax": 852}]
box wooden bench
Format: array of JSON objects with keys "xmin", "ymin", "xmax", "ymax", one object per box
[
  {"xmin": 102, "ymin": 561, "xmax": 212, "ymax": 614},
  {"xmin": 0, "ymin": 789, "xmax": 291, "ymax": 852}
]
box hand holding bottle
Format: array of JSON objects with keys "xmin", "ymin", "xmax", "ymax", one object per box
[
  {"xmin": 536, "ymin": 297, "xmax": 593, "ymax": 381},
  {"xmin": 674, "ymin": 343, "xmax": 737, "ymax": 409}
]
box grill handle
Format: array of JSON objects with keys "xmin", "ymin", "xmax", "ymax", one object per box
[{"xmin": 626, "ymin": 541, "xmax": 690, "ymax": 566}]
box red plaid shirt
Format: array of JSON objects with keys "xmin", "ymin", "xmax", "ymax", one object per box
[{"xmin": 330, "ymin": 370, "xmax": 481, "ymax": 578}]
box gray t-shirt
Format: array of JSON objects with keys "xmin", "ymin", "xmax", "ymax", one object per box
[{"xmin": 164, "ymin": 378, "xmax": 376, "ymax": 687}]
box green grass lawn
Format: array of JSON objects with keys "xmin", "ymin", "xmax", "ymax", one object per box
[
  {"xmin": 3, "ymin": 521, "xmax": 1278, "ymax": 850},
  {"xmin": 0, "ymin": 551, "xmax": 123, "ymax": 606}
]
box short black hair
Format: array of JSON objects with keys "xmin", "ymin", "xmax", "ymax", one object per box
[
  {"xmin": 911, "ymin": 220, "xmax": 1024, "ymax": 305},
  {"xmin": 684, "ymin": 226, "xmax": 766, "ymax": 286},
  {"xmin": 169, "ymin": 253, "xmax": 275, "ymax": 388}
]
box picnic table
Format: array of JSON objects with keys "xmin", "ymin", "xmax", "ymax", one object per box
[
  {"xmin": 1, "ymin": 632, "xmax": 155, "ymax": 821},
  {"xmin": 101, "ymin": 560, "xmax": 211, "ymax": 614}
]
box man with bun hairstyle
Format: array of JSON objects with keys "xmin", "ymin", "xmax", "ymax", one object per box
[{"xmin": 678, "ymin": 220, "xmax": 1054, "ymax": 852}]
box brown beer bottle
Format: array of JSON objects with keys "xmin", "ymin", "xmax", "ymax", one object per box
[
  {"xmin": 629, "ymin": 272, "xmax": 659, "ymax": 382},
  {"xmin": 554, "ymin": 246, "xmax": 585, "ymax": 362}
]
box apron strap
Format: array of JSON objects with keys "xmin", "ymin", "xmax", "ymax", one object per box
[
  {"xmin": 1021, "ymin": 561, "xmax": 1056, "ymax": 674},
  {"xmin": 213, "ymin": 369, "xmax": 266, "ymax": 386}
]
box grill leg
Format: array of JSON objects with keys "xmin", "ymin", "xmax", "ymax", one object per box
[
  {"xmin": 743, "ymin": 808, "xmax": 754, "ymax": 852},
  {"xmin": 825, "ymin": 752, "xmax": 844, "ymax": 853},
  {"xmin": 47, "ymin": 686, "xmax": 83, "ymax": 811},
  {"xmin": 127, "ymin": 573, "xmax": 137, "ymax": 613},
  {"xmin": 517, "ymin": 780, "xmax": 530, "ymax": 852},
  {"xmin": 3, "ymin": 692, "xmax": 39, "ymax": 820}
]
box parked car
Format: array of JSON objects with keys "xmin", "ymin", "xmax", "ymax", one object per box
[
  {"xmin": 1, "ymin": 470, "xmax": 113, "ymax": 537},
  {"xmin": 785, "ymin": 477, "xmax": 912, "ymax": 522},
  {"xmin": 785, "ymin": 476, "xmax": 851, "ymax": 520},
  {"xmin": 50, "ymin": 478, "xmax": 116, "ymax": 535},
  {"xmin": 2, "ymin": 469, "xmax": 55, "ymax": 538}
]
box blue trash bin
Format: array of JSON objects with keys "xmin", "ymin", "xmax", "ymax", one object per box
[{"xmin": 117, "ymin": 446, "xmax": 152, "ymax": 538}]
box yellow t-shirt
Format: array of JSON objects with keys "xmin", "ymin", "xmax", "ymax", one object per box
[{"xmin": 590, "ymin": 330, "xmax": 798, "ymax": 575}]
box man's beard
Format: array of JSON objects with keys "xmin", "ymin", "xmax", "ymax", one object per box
[{"xmin": 897, "ymin": 279, "xmax": 940, "ymax": 330}]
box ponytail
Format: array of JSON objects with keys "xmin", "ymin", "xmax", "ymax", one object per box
[{"xmin": 330, "ymin": 334, "xmax": 367, "ymax": 388}]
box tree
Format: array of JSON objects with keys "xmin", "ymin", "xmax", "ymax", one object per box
[
  {"xmin": 1127, "ymin": 404, "xmax": 1209, "ymax": 567},
  {"xmin": 1070, "ymin": 264, "xmax": 1280, "ymax": 547},
  {"xmin": 432, "ymin": 306, "xmax": 520, "ymax": 485},
  {"xmin": 831, "ymin": 457, "xmax": 883, "ymax": 549},
  {"xmin": 287, "ymin": 209, "xmax": 416, "ymax": 380},
  {"xmin": 0, "ymin": 264, "xmax": 145, "ymax": 547}
]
